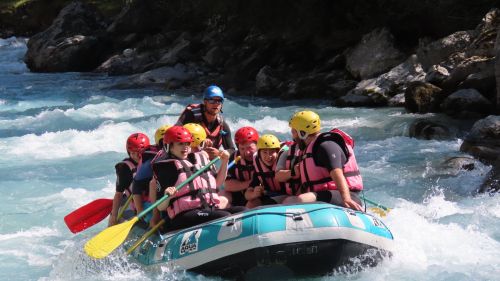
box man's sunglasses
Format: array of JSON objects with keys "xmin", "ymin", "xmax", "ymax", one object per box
[{"xmin": 205, "ymin": 98, "xmax": 223, "ymax": 104}]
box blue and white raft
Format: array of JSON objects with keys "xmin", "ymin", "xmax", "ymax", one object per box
[{"xmin": 124, "ymin": 203, "xmax": 394, "ymax": 278}]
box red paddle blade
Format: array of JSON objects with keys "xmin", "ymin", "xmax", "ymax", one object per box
[{"xmin": 64, "ymin": 199, "xmax": 113, "ymax": 234}]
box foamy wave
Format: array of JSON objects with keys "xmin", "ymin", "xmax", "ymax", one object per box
[
  {"xmin": 0, "ymin": 227, "xmax": 59, "ymax": 242},
  {"xmin": 382, "ymin": 201, "xmax": 500, "ymax": 278}
]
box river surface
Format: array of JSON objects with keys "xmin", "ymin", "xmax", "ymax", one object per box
[{"xmin": 0, "ymin": 37, "xmax": 498, "ymax": 281}]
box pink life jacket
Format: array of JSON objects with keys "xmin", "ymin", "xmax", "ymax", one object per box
[
  {"xmin": 278, "ymin": 142, "xmax": 303, "ymax": 195},
  {"xmin": 299, "ymin": 129, "xmax": 363, "ymax": 192},
  {"xmin": 233, "ymin": 151, "xmax": 255, "ymax": 181},
  {"xmin": 253, "ymin": 153, "xmax": 285, "ymax": 194},
  {"xmin": 153, "ymin": 151, "xmax": 219, "ymax": 219}
]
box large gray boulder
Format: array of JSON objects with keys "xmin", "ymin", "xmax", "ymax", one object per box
[
  {"xmin": 345, "ymin": 28, "xmax": 405, "ymax": 80},
  {"xmin": 24, "ymin": 1, "xmax": 108, "ymax": 72},
  {"xmin": 110, "ymin": 64, "xmax": 197, "ymax": 89},
  {"xmin": 346, "ymin": 55, "xmax": 426, "ymax": 106},
  {"xmin": 416, "ymin": 31, "xmax": 475, "ymax": 71},
  {"xmin": 460, "ymin": 115, "xmax": 500, "ymax": 162},
  {"xmin": 441, "ymin": 89, "xmax": 494, "ymax": 118}
]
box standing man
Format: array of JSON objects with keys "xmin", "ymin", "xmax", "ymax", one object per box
[
  {"xmin": 176, "ymin": 85, "xmax": 235, "ymax": 159},
  {"xmin": 282, "ymin": 110, "xmax": 363, "ymax": 211}
]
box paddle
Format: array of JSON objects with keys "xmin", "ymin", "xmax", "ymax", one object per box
[
  {"xmin": 64, "ymin": 199, "xmax": 112, "ymax": 234},
  {"xmin": 361, "ymin": 196, "xmax": 391, "ymax": 217},
  {"xmin": 117, "ymin": 194, "xmax": 134, "ymax": 221},
  {"xmin": 84, "ymin": 156, "xmax": 221, "ymax": 259},
  {"xmin": 64, "ymin": 191, "xmax": 134, "ymax": 234},
  {"xmin": 126, "ymin": 220, "xmax": 165, "ymax": 255},
  {"xmin": 125, "ymin": 157, "xmax": 241, "ymax": 255}
]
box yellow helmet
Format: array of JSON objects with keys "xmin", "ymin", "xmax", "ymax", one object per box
[
  {"xmin": 154, "ymin": 125, "xmax": 171, "ymax": 145},
  {"xmin": 289, "ymin": 110, "xmax": 321, "ymax": 139},
  {"xmin": 183, "ymin": 123, "xmax": 207, "ymax": 148},
  {"xmin": 257, "ymin": 134, "xmax": 280, "ymax": 150}
]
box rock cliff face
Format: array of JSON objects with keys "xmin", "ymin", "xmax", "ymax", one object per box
[{"xmin": 10, "ymin": 1, "xmax": 499, "ymax": 104}]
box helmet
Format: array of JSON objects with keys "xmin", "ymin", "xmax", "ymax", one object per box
[
  {"xmin": 163, "ymin": 126, "xmax": 193, "ymax": 144},
  {"xmin": 126, "ymin": 133, "xmax": 150, "ymax": 153},
  {"xmin": 183, "ymin": 123, "xmax": 207, "ymax": 148},
  {"xmin": 235, "ymin": 126, "xmax": 259, "ymax": 145},
  {"xmin": 289, "ymin": 110, "xmax": 321, "ymax": 139},
  {"xmin": 257, "ymin": 134, "xmax": 280, "ymax": 150},
  {"xmin": 154, "ymin": 125, "xmax": 171, "ymax": 145},
  {"xmin": 203, "ymin": 85, "xmax": 224, "ymax": 101}
]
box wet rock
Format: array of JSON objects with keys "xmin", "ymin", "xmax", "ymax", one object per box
[
  {"xmin": 110, "ymin": 64, "xmax": 197, "ymax": 89},
  {"xmin": 458, "ymin": 66, "xmax": 496, "ymax": 101},
  {"xmin": 345, "ymin": 28, "xmax": 405, "ymax": 80},
  {"xmin": 479, "ymin": 158, "xmax": 500, "ymax": 193},
  {"xmin": 283, "ymin": 74, "xmax": 328, "ymax": 100},
  {"xmin": 416, "ymin": 30, "xmax": 475, "ymax": 71},
  {"xmin": 255, "ymin": 65, "xmax": 282, "ymax": 97},
  {"xmin": 203, "ymin": 46, "xmax": 227, "ymax": 67},
  {"xmin": 460, "ymin": 115, "xmax": 500, "ymax": 162},
  {"xmin": 441, "ymin": 89, "xmax": 494, "ymax": 118},
  {"xmin": 107, "ymin": 0, "xmax": 165, "ymax": 36},
  {"xmin": 404, "ymin": 81, "xmax": 444, "ymax": 113},
  {"xmin": 328, "ymin": 80, "xmax": 358, "ymax": 99},
  {"xmin": 441, "ymin": 57, "xmax": 495, "ymax": 94},
  {"xmin": 24, "ymin": 1, "xmax": 108, "ymax": 72},
  {"xmin": 333, "ymin": 92, "xmax": 383, "ymax": 107},
  {"xmin": 425, "ymin": 65, "xmax": 450, "ymax": 86},
  {"xmin": 349, "ymin": 55, "xmax": 426, "ymax": 105},
  {"xmin": 409, "ymin": 119, "xmax": 453, "ymax": 140},
  {"xmin": 388, "ymin": 93, "xmax": 405, "ymax": 106},
  {"xmin": 442, "ymin": 156, "xmax": 477, "ymax": 173},
  {"xmin": 157, "ymin": 36, "xmax": 193, "ymax": 66},
  {"xmin": 96, "ymin": 50, "xmax": 158, "ymax": 75}
]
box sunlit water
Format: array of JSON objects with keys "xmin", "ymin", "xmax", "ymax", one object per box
[{"xmin": 0, "ymin": 37, "xmax": 498, "ymax": 281}]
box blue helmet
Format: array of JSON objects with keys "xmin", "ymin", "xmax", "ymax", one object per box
[{"xmin": 203, "ymin": 85, "xmax": 224, "ymax": 101}]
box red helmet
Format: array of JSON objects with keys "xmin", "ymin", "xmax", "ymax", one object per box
[
  {"xmin": 234, "ymin": 126, "xmax": 259, "ymax": 145},
  {"xmin": 126, "ymin": 133, "xmax": 150, "ymax": 153},
  {"xmin": 163, "ymin": 126, "xmax": 193, "ymax": 144}
]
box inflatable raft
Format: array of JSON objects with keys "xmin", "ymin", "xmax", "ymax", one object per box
[{"xmin": 124, "ymin": 203, "xmax": 394, "ymax": 278}]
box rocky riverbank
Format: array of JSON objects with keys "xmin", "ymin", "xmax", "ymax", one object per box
[{"xmin": 2, "ymin": 0, "xmax": 499, "ymax": 192}]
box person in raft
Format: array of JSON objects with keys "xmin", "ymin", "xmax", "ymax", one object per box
[
  {"xmin": 244, "ymin": 134, "xmax": 289, "ymax": 208},
  {"xmin": 282, "ymin": 110, "xmax": 363, "ymax": 211},
  {"xmin": 109, "ymin": 132, "xmax": 150, "ymax": 226},
  {"xmin": 131, "ymin": 125, "xmax": 170, "ymax": 226},
  {"xmin": 152, "ymin": 126, "xmax": 245, "ymax": 230},
  {"xmin": 175, "ymin": 85, "xmax": 235, "ymax": 159},
  {"xmin": 220, "ymin": 126, "xmax": 259, "ymax": 207}
]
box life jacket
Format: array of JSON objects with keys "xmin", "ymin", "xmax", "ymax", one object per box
[
  {"xmin": 253, "ymin": 153, "xmax": 286, "ymax": 194},
  {"xmin": 299, "ymin": 129, "xmax": 363, "ymax": 192},
  {"xmin": 278, "ymin": 141, "xmax": 303, "ymax": 195},
  {"xmin": 117, "ymin": 158, "xmax": 137, "ymax": 196},
  {"xmin": 182, "ymin": 103, "xmax": 225, "ymax": 148},
  {"xmin": 233, "ymin": 151, "xmax": 255, "ymax": 181},
  {"xmin": 141, "ymin": 145, "xmax": 160, "ymax": 163},
  {"xmin": 152, "ymin": 151, "xmax": 219, "ymax": 219}
]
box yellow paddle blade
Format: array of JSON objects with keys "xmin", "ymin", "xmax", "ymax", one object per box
[
  {"xmin": 84, "ymin": 217, "xmax": 139, "ymax": 259},
  {"xmin": 368, "ymin": 207, "xmax": 390, "ymax": 217}
]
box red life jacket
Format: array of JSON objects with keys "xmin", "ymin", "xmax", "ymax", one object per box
[
  {"xmin": 278, "ymin": 142, "xmax": 303, "ymax": 195},
  {"xmin": 253, "ymin": 153, "xmax": 286, "ymax": 194},
  {"xmin": 299, "ymin": 129, "xmax": 363, "ymax": 192},
  {"xmin": 152, "ymin": 151, "xmax": 219, "ymax": 219},
  {"xmin": 182, "ymin": 103, "xmax": 225, "ymax": 148},
  {"xmin": 233, "ymin": 151, "xmax": 255, "ymax": 181}
]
